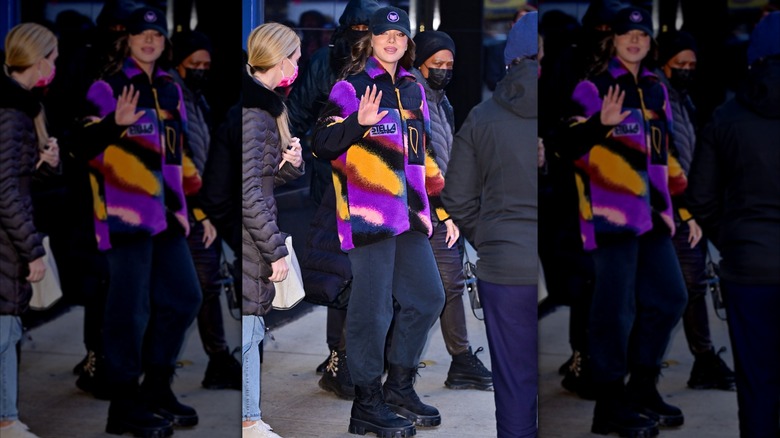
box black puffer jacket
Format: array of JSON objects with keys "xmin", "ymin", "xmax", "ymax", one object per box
[
  {"xmin": 687, "ymin": 58, "xmax": 780, "ymax": 285},
  {"xmin": 0, "ymin": 74, "xmax": 47, "ymax": 315},
  {"xmin": 242, "ymin": 69, "xmax": 304, "ymax": 316}
]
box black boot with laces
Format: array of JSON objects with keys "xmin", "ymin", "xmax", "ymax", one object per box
[
  {"xmin": 687, "ymin": 346, "xmax": 736, "ymax": 391},
  {"xmin": 627, "ymin": 365, "xmax": 684, "ymax": 427},
  {"xmin": 349, "ymin": 377, "xmax": 415, "ymax": 437},
  {"xmin": 445, "ymin": 346, "xmax": 493, "ymax": 391},
  {"xmin": 383, "ymin": 364, "xmax": 441, "ymax": 427},
  {"xmin": 319, "ymin": 349, "xmax": 355, "ymax": 399}
]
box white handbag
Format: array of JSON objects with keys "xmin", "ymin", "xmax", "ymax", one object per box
[
  {"xmin": 272, "ymin": 234, "xmax": 305, "ymax": 310},
  {"xmin": 29, "ymin": 236, "xmax": 63, "ymax": 310}
]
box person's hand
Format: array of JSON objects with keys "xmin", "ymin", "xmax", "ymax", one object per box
[
  {"xmin": 357, "ymin": 85, "xmax": 388, "ymax": 127},
  {"xmin": 687, "ymin": 218, "xmax": 703, "ymax": 248},
  {"xmin": 280, "ymin": 137, "xmax": 303, "ymax": 169},
  {"xmin": 201, "ymin": 219, "xmax": 217, "ymax": 248},
  {"xmin": 443, "ymin": 219, "xmax": 460, "ymax": 248},
  {"xmin": 537, "ymin": 137, "xmax": 546, "ymax": 168},
  {"xmin": 600, "ymin": 85, "xmax": 631, "ymax": 126},
  {"xmin": 37, "ymin": 137, "xmax": 60, "ymax": 168},
  {"xmin": 26, "ymin": 257, "xmax": 46, "ymax": 283},
  {"xmin": 269, "ymin": 257, "xmax": 289, "ymax": 283},
  {"xmin": 115, "ymin": 85, "xmax": 145, "ymax": 126}
]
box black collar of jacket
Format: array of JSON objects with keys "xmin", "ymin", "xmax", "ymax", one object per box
[
  {"xmin": 0, "ymin": 73, "xmax": 42, "ymax": 118},
  {"xmin": 242, "ymin": 68, "xmax": 284, "ymax": 117}
]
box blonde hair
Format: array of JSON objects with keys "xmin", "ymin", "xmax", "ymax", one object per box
[
  {"xmin": 246, "ymin": 22, "xmax": 300, "ymax": 149},
  {"xmin": 4, "ymin": 22, "xmax": 57, "ymax": 150}
]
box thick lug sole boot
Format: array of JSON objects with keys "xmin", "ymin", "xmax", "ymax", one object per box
[
  {"xmin": 319, "ymin": 372, "xmax": 355, "ymax": 400},
  {"xmin": 444, "ymin": 347, "xmax": 493, "ymax": 391},
  {"xmin": 348, "ymin": 417, "xmax": 416, "ymax": 437},
  {"xmin": 591, "ymin": 404, "xmax": 659, "ymax": 437},
  {"xmin": 384, "ymin": 403, "xmax": 441, "ymax": 428},
  {"xmin": 350, "ymin": 380, "xmax": 416, "ymax": 437},
  {"xmin": 106, "ymin": 404, "xmax": 174, "ymax": 438}
]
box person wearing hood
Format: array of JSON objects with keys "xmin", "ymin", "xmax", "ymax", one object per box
[
  {"xmin": 287, "ymin": 0, "xmax": 380, "ymax": 401},
  {"xmin": 170, "ymin": 29, "xmax": 243, "ymax": 392},
  {"xmin": 656, "ymin": 29, "xmax": 737, "ymax": 393},
  {"xmin": 441, "ymin": 11, "xmax": 539, "ymax": 438},
  {"xmin": 687, "ymin": 11, "xmax": 780, "ymax": 438},
  {"xmin": 410, "ymin": 30, "xmax": 494, "ymax": 392}
]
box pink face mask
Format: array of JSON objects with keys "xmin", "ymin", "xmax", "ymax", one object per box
[
  {"xmin": 35, "ymin": 59, "xmax": 56, "ymax": 88},
  {"xmin": 277, "ymin": 58, "xmax": 298, "ymax": 88}
]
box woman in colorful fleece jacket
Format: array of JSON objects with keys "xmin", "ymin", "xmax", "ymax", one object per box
[
  {"xmin": 556, "ymin": 7, "xmax": 689, "ymax": 437},
  {"xmin": 312, "ymin": 7, "xmax": 447, "ymax": 437},
  {"xmin": 75, "ymin": 7, "xmax": 202, "ymax": 436}
]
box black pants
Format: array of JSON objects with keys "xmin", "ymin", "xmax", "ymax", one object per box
[{"xmin": 346, "ymin": 231, "xmax": 444, "ymax": 386}]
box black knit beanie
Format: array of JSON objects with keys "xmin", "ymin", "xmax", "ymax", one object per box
[
  {"xmin": 412, "ymin": 30, "xmax": 456, "ymax": 68},
  {"xmin": 656, "ymin": 30, "xmax": 697, "ymax": 66},
  {"xmin": 171, "ymin": 30, "xmax": 213, "ymax": 67}
]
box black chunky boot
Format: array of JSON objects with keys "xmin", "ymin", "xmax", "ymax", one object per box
[
  {"xmin": 76, "ymin": 350, "xmax": 111, "ymax": 400},
  {"xmin": 319, "ymin": 349, "xmax": 356, "ymax": 399},
  {"xmin": 141, "ymin": 366, "xmax": 199, "ymax": 427},
  {"xmin": 317, "ymin": 348, "xmax": 336, "ymax": 374},
  {"xmin": 561, "ymin": 349, "xmax": 597, "ymax": 400},
  {"xmin": 106, "ymin": 382, "xmax": 173, "ymax": 437},
  {"xmin": 687, "ymin": 346, "xmax": 736, "ymax": 391},
  {"xmin": 349, "ymin": 377, "xmax": 416, "ymax": 437},
  {"xmin": 591, "ymin": 380, "xmax": 659, "ymax": 438},
  {"xmin": 383, "ymin": 365, "xmax": 441, "ymax": 427},
  {"xmin": 202, "ymin": 349, "xmax": 242, "ymax": 390},
  {"xmin": 627, "ymin": 366, "xmax": 684, "ymax": 427},
  {"xmin": 445, "ymin": 346, "xmax": 493, "ymax": 391}
]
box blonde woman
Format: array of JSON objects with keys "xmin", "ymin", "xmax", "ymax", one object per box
[
  {"xmin": 242, "ymin": 22, "xmax": 304, "ymax": 438},
  {"xmin": 0, "ymin": 22, "xmax": 60, "ymax": 438}
]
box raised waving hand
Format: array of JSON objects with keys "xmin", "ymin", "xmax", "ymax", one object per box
[
  {"xmin": 600, "ymin": 85, "xmax": 631, "ymax": 126},
  {"xmin": 357, "ymin": 85, "xmax": 388, "ymax": 127},
  {"xmin": 115, "ymin": 85, "xmax": 145, "ymax": 126}
]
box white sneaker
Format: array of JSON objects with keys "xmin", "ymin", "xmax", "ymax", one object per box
[
  {"xmin": 242, "ymin": 420, "xmax": 282, "ymax": 438},
  {"xmin": 0, "ymin": 421, "xmax": 40, "ymax": 438}
]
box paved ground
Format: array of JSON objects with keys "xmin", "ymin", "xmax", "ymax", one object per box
[{"xmin": 16, "ymin": 286, "xmax": 741, "ymax": 438}]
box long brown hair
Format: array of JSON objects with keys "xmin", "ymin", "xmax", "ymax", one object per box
[
  {"xmin": 340, "ymin": 32, "xmax": 417, "ymax": 80},
  {"xmin": 3, "ymin": 22, "xmax": 57, "ymax": 151},
  {"xmin": 99, "ymin": 33, "xmax": 173, "ymax": 78},
  {"xmin": 587, "ymin": 32, "xmax": 659, "ymax": 77}
]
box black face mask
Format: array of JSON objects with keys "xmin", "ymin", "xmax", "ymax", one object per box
[
  {"xmin": 184, "ymin": 68, "xmax": 209, "ymax": 92},
  {"xmin": 669, "ymin": 68, "xmax": 695, "ymax": 92},
  {"xmin": 344, "ymin": 29, "xmax": 369, "ymax": 47},
  {"xmin": 425, "ymin": 68, "xmax": 453, "ymax": 90}
]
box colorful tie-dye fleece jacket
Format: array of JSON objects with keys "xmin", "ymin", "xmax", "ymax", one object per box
[
  {"xmin": 82, "ymin": 58, "xmax": 202, "ymax": 250},
  {"xmin": 564, "ymin": 57, "xmax": 687, "ymax": 250},
  {"xmin": 312, "ymin": 56, "xmax": 449, "ymax": 251}
]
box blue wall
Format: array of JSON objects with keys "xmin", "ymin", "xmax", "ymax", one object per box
[{"xmin": 243, "ymin": 0, "xmax": 264, "ymax": 50}]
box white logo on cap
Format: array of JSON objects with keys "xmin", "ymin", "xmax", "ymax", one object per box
[
  {"xmin": 630, "ymin": 11, "xmax": 643, "ymax": 23},
  {"xmin": 387, "ymin": 11, "xmax": 400, "ymax": 23},
  {"xmin": 144, "ymin": 11, "xmax": 158, "ymax": 23}
]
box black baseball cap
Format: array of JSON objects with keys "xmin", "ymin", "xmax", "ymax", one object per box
[
  {"xmin": 612, "ymin": 6, "xmax": 653, "ymax": 36},
  {"xmin": 127, "ymin": 6, "xmax": 168, "ymax": 37},
  {"xmin": 369, "ymin": 6, "xmax": 411, "ymax": 39}
]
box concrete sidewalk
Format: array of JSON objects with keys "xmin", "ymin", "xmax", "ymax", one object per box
[
  {"xmin": 16, "ymin": 292, "xmax": 497, "ymax": 438},
  {"xmin": 16, "ymin": 286, "xmax": 740, "ymax": 437}
]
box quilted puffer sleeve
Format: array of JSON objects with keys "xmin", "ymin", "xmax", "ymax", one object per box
[
  {"xmin": 242, "ymin": 108, "xmax": 287, "ymax": 264},
  {"xmin": 0, "ymin": 109, "xmax": 45, "ymax": 263}
]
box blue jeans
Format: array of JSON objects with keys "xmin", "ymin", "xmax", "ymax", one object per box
[
  {"xmin": 102, "ymin": 229, "xmax": 202, "ymax": 386},
  {"xmin": 0, "ymin": 315, "xmax": 22, "ymax": 422},
  {"xmin": 589, "ymin": 231, "xmax": 688, "ymax": 382},
  {"xmin": 722, "ymin": 281, "xmax": 780, "ymax": 438},
  {"xmin": 478, "ymin": 280, "xmax": 538, "ymax": 438},
  {"xmin": 242, "ymin": 315, "xmax": 265, "ymax": 422},
  {"xmin": 346, "ymin": 231, "xmax": 445, "ymax": 386}
]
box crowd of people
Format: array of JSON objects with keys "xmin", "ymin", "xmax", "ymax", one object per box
[{"xmin": 3, "ymin": 0, "xmax": 778, "ymax": 438}]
